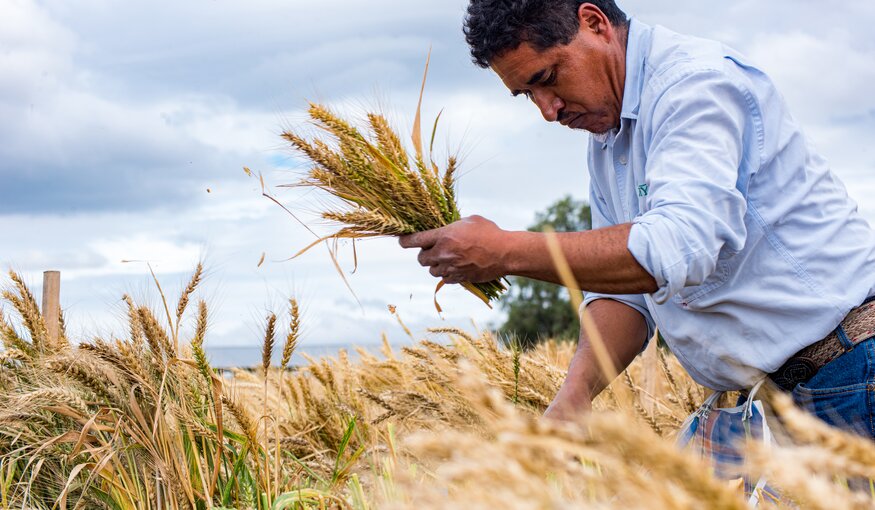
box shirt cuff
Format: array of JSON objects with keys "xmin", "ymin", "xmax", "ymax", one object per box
[
  {"xmin": 581, "ymin": 292, "xmax": 656, "ymax": 344},
  {"xmin": 628, "ymin": 217, "xmax": 699, "ymax": 305}
]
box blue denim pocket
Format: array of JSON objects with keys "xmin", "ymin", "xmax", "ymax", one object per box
[{"xmin": 791, "ymin": 338, "xmax": 875, "ymax": 439}]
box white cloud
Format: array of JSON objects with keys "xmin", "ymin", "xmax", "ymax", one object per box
[
  {"xmin": 0, "ymin": 0, "xmax": 74, "ymax": 103},
  {"xmin": 87, "ymin": 236, "xmax": 202, "ymax": 277},
  {"xmin": 3, "ymin": 0, "xmax": 875, "ymax": 358}
]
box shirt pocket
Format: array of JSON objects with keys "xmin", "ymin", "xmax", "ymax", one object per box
[
  {"xmin": 671, "ymin": 210, "xmax": 758, "ymax": 309},
  {"xmin": 672, "ymin": 253, "xmax": 737, "ymax": 308}
]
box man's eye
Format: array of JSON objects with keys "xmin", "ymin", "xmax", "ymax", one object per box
[{"xmin": 543, "ymin": 73, "xmax": 556, "ymax": 86}]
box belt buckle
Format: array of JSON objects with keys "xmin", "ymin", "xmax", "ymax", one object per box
[{"xmin": 771, "ymin": 357, "xmax": 818, "ymax": 391}]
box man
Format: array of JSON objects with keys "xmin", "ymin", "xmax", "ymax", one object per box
[{"xmin": 399, "ymin": 0, "xmax": 875, "ymax": 437}]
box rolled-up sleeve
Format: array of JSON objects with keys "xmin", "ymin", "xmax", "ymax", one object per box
[
  {"xmin": 629, "ymin": 70, "xmax": 750, "ymax": 304},
  {"xmin": 583, "ymin": 180, "xmax": 656, "ymax": 341}
]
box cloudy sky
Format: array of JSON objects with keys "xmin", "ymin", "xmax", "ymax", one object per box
[{"xmin": 3, "ymin": 0, "xmax": 875, "ymax": 363}]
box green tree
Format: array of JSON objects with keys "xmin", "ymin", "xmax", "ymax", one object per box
[{"xmin": 499, "ymin": 196, "xmax": 592, "ymax": 349}]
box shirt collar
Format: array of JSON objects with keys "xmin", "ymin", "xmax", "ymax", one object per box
[{"xmin": 620, "ymin": 18, "xmax": 652, "ymax": 121}]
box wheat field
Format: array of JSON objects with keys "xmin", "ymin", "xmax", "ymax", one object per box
[{"xmin": 1, "ymin": 267, "xmax": 874, "ymax": 509}]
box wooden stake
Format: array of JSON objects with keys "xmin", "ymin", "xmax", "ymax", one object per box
[{"xmin": 42, "ymin": 270, "xmax": 61, "ymax": 348}]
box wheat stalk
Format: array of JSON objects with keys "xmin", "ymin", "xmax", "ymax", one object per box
[
  {"xmin": 4, "ymin": 271, "xmax": 47, "ymax": 352},
  {"xmin": 262, "ymin": 313, "xmax": 277, "ymax": 378},
  {"xmin": 175, "ymin": 262, "xmax": 203, "ymax": 336},
  {"xmin": 281, "ymin": 299, "xmax": 300, "ymax": 371}
]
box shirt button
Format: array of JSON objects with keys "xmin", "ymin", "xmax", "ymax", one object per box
[{"xmin": 619, "ymin": 155, "xmax": 628, "ymax": 165}]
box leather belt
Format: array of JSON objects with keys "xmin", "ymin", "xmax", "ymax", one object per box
[{"xmin": 769, "ymin": 298, "xmax": 875, "ymax": 391}]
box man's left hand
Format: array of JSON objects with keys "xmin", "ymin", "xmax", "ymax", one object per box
[{"xmin": 398, "ymin": 215, "xmax": 510, "ymax": 284}]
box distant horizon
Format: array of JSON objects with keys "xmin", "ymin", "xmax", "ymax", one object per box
[{"xmin": 205, "ymin": 342, "xmax": 392, "ymax": 369}]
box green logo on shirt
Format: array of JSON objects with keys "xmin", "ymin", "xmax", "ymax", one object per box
[{"xmin": 638, "ymin": 184, "xmax": 649, "ymax": 197}]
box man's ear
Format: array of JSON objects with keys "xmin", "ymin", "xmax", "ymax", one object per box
[{"xmin": 577, "ymin": 3, "xmax": 609, "ymax": 36}]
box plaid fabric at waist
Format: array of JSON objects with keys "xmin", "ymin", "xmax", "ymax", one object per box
[{"xmin": 769, "ymin": 297, "xmax": 875, "ymax": 391}]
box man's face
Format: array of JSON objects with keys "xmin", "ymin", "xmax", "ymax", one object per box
[{"xmin": 490, "ymin": 9, "xmax": 625, "ymax": 135}]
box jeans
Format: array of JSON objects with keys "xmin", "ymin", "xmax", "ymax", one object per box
[{"xmin": 791, "ymin": 336, "xmax": 875, "ymax": 439}]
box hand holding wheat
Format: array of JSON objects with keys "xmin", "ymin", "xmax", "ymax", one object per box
[
  {"xmin": 399, "ymin": 215, "xmax": 511, "ymax": 285},
  {"xmin": 279, "ymin": 59, "xmax": 507, "ymax": 307}
]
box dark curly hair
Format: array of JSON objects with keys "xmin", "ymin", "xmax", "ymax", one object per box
[{"xmin": 464, "ymin": 0, "xmax": 628, "ymax": 68}]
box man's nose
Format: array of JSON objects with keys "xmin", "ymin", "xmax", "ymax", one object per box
[{"xmin": 532, "ymin": 90, "xmax": 564, "ymax": 122}]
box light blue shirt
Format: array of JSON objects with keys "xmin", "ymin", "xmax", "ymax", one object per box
[{"xmin": 583, "ymin": 19, "xmax": 875, "ymax": 390}]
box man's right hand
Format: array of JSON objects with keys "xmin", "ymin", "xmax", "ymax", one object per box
[
  {"xmin": 543, "ymin": 299, "xmax": 649, "ymax": 422},
  {"xmin": 543, "ymin": 389, "xmax": 592, "ymax": 423}
]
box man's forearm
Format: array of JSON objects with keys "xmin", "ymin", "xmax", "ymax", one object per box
[
  {"xmin": 503, "ymin": 224, "xmax": 658, "ymax": 295},
  {"xmin": 555, "ymin": 298, "xmax": 649, "ymax": 406}
]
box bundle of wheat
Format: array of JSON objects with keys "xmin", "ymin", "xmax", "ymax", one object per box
[{"xmin": 278, "ymin": 60, "xmax": 507, "ymax": 307}]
